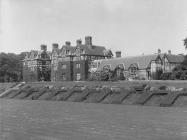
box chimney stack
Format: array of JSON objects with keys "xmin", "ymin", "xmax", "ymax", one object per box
[
  {"xmin": 157, "ymin": 48, "xmax": 161, "ymax": 54},
  {"xmin": 65, "ymin": 41, "xmax": 71, "ymax": 46},
  {"xmin": 168, "ymin": 50, "xmax": 171, "ymax": 55},
  {"xmin": 41, "ymin": 44, "xmax": 47, "ymax": 51},
  {"xmin": 85, "ymin": 36, "xmax": 92, "ymax": 46},
  {"xmin": 76, "ymin": 39, "xmax": 82, "ymax": 46},
  {"xmin": 115, "ymin": 51, "xmax": 122, "ymax": 58},
  {"xmin": 52, "ymin": 43, "xmax": 59, "ymax": 51}
]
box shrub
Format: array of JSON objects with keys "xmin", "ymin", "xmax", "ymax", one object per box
[
  {"xmin": 161, "ymin": 64, "xmax": 187, "ymax": 80},
  {"xmin": 88, "ymin": 69, "xmax": 113, "ymax": 81},
  {"xmin": 171, "ymin": 64, "xmax": 187, "ymax": 80},
  {"xmin": 88, "ymin": 71, "xmax": 101, "ymax": 81},
  {"xmin": 180, "ymin": 70, "xmax": 187, "ymax": 80},
  {"xmin": 160, "ymin": 72, "xmax": 172, "ymax": 80}
]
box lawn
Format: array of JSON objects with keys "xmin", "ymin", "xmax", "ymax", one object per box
[{"xmin": 0, "ymin": 99, "xmax": 187, "ymax": 140}]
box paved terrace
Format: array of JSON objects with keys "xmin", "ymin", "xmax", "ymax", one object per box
[{"xmin": 0, "ymin": 99, "xmax": 187, "ymax": 140}]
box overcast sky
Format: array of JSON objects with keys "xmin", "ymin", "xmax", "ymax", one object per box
[{"xmin": 1, "ymin": 0, "xmax": 187, "ymax": 56}]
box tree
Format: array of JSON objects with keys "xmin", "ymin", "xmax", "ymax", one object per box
[
  {"xmin": 170, "ymin": 65, "xmax": 187, "ymax": 80},
  {"xmin": 184, "ymin": 37, "xmax": 187, "ymax": 49},
  {"xmin": 0, "ymin": 52, "xmax": 27, "ymax": 82},
  {"xmin": 88, "ymin": 68, "xmax": 113, "ymax": 81}
]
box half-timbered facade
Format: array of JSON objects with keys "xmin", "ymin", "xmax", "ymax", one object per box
[
  {"xmin": 162, "ymin": 53, "xmax": 184, "ymax": 73},
  {"xmin": 92, "ymin": 54, "xmax": 163, "ymax": 80},
  {"xmin": 22, "ymin": 45, "xmax": 51, "ymax": 82},
  {"xmin": 51, "ymin": 36, "xmax": 113, "ymax": 81},
  {"xmin": 23, "ymin": 38, "xmax": 185, "ymax": 82}
]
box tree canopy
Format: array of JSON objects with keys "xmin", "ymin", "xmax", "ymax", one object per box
[
  {"xmin": 0, "ymin": 52, "xmax": 26, "ymax": 82},
  {"xmin": 184, "ymin": 37, "xmax": 187, "ymax": 49}
]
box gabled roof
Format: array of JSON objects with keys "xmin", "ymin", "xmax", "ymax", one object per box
[
  {"xmin": 51, "ymin": 45, "xmax": 76, "ymax": 57},
  {"xmin": 62, "ymin": 45, "xmax": 76, "ymax": 54},
  {"xmin": 97, "ymin": 54, "xmax": 160, "ymax": 70},
  {"xmin": 52, "ymin": 48, "xmax": 62, "ymax": 55},
  {"xmin": 52, "ymin": 44, "xmax": 112, "ymax": 57},
  {"xmin": 164, "ymin": 54, "xmax": 184, "ymax": 63},
  {"xmin": 24, "ymin": 50, "xmax": 51, "ymax": 60}
]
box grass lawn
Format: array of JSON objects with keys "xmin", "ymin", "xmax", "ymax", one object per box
[{"xmin": 0, "ymin": 99, "xmax": 187, "ymax": 140}]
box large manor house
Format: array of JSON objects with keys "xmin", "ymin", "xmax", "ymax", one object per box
[{"xmin": 22, "ymin": 36, "xmax": 185, "ymax": 82}]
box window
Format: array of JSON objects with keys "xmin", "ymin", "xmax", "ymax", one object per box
[
  {"xmin": 52, "ymin": 59, "xmax": 58, "ymax": 70},
  {"xmin": 53, "ymin": 61, "xmax": 58, "ymax": 71},
  {"xmin": 53, "ymin": 65, "xmax": 58, "ymax": 71},
  {"xmin": 30, "ymin": 66, "xmax": 35, "ymax": 71},
  {"xmin": 117, "ymin": 69, "xmax": 121, "ymax": 77},
  {"xmin": 81, "ymin": 56, "xmax": 85, "ymax": 60},
  {"xmin": 61, "ymin": 74, "xmax": 66, "ymax": 81},
  {"xmin": 66, "ymin": 50, "xmax": 70, "ymax": 54},
  {"xmin": 62, "ymin": 64, "xmax": 66, "ymax": 69},
  {"xmin": 76, "ymin": 73, "xmax": 81, "ymax": 81},
  {"xmin": 76, "ymin": 63, "xmax": 81, "ymax": 69},
  {"xmin": 28, "ymin": 61, "xmax": 31, "ymax": 67}
]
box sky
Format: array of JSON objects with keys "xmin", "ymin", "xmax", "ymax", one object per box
[{"xmin": 0, "ymin": 0, "xmax": 187, "ymax": 56}]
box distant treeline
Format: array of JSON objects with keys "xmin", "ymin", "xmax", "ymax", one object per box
[{"xmin": 0, "ymin": 52, "xmax": 27, "ymax": 82}]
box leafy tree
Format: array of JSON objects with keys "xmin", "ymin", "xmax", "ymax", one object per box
[
  {"xmin": 88, "ymin": 68, "xmax": 113, "ymax": 81},
  {"xmin": 0, "ymin": 52, "xmax": 27, "ymax": 82},
  {"xmin": 184, "ymin": 37, "xmax": 187, "ymax": 49},
  {"xmin": 169, "ymin": 65, "xmax": 187, "ymax": 80},
  {"xmin": 89, "ymin": 66, "xmax": 126, "ymax": 81},
  {"xmin": 182, "ymin": 55, "xmax": 187, "ymax": 66}
]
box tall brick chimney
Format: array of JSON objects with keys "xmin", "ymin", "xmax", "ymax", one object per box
[
  {"xmin": 52, "ymin": 43, "xmax": 59, "ymax": 51},
  {"xmin": 116, "ymin": 51, "xmax": 121, "ymax": 58},
  {"xmin": 41, "ymin": 44, "xmax": 47, "ymax": 51},
  {"xmin": 85, "ymin": 36, "xmax": 92, "ymax": 46},
  {"xmin": 65, "ymin": 41, "xmax": 71, "ymax": 46},
  {"xmin": 168, "ymin": 50, "xmax": 171, "ymax": 55},
  {"xmin": 157, "ymin": 48, "xmax": 161, "ymax": 54},
  {"xmin": 76, "ymin": 39, "xmax": 82, "ymax": 46}
]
